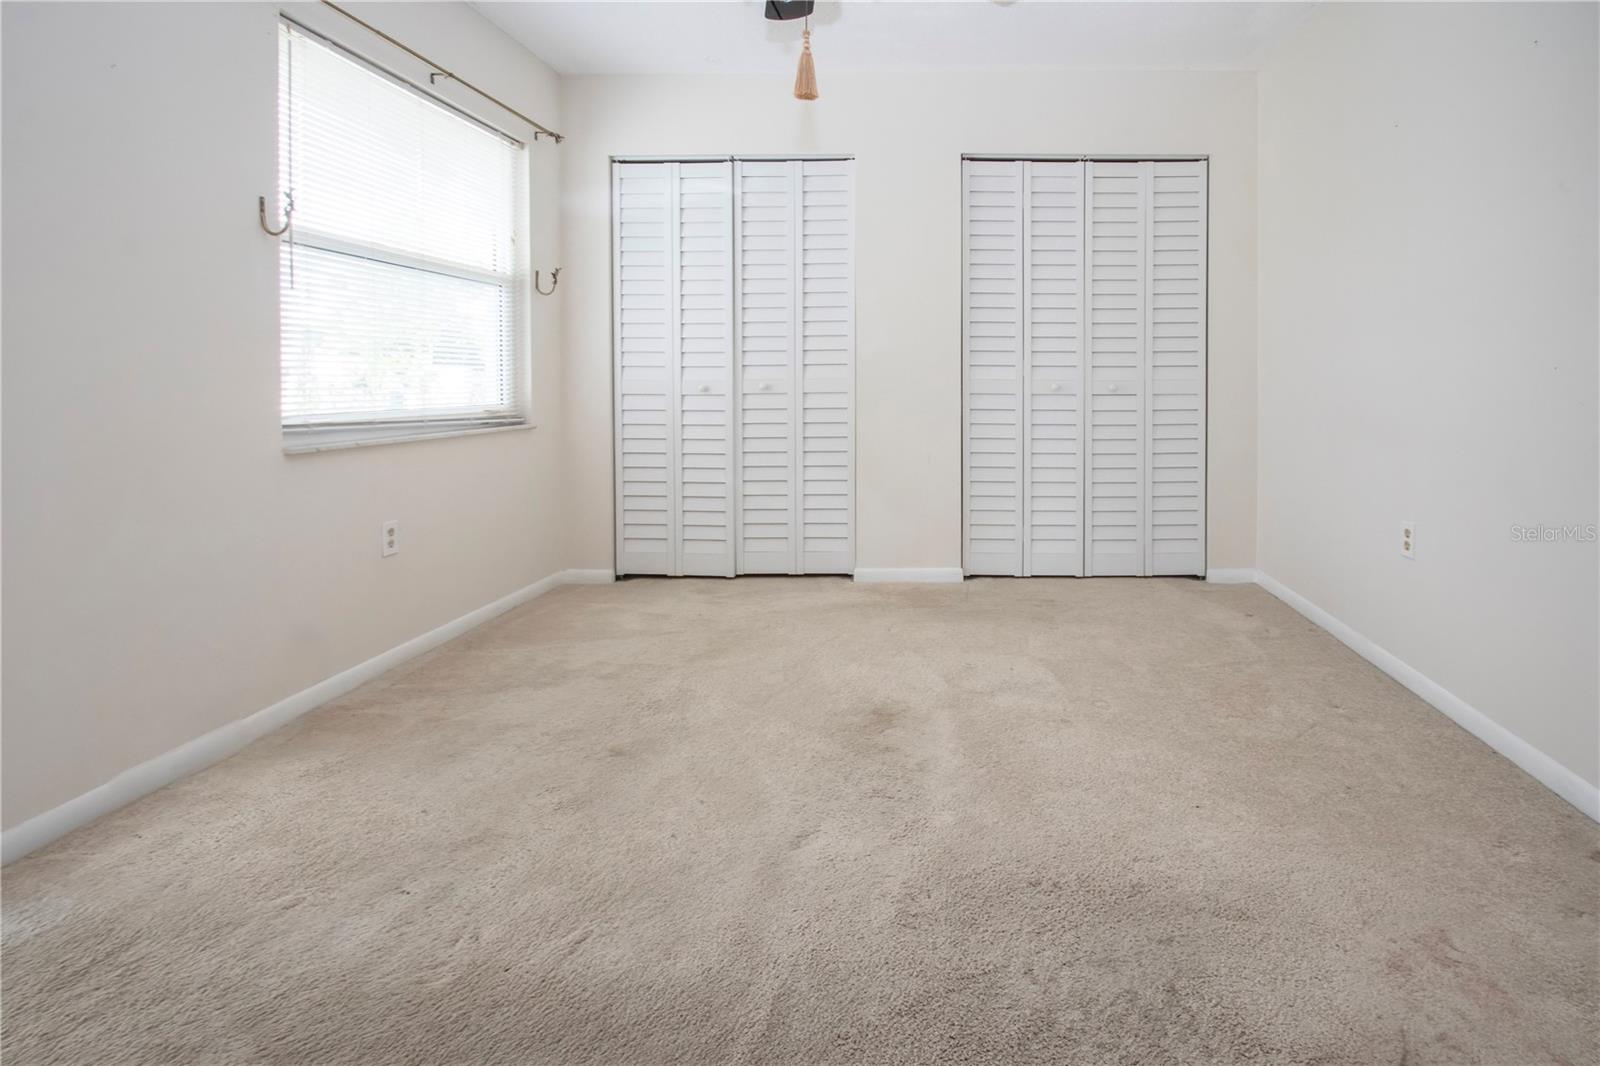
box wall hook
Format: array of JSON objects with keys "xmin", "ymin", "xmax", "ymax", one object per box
[
  {"xmin": 535, "ymin": 267, "xmax": 561, "ymax": 296},
  {"xmin": 259, "ymin": 193, "xmax": 294, "ymax": 237}
]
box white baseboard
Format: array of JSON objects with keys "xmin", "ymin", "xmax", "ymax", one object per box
[
  {"xmin": 16, "ymin": 563, "xmax": 1587, "ymax": 863},
  {"xmin": 1205, "ymin": 568, "xmax": 1260, "ymax": 584},
  {"xmin": 853, "ymin": 567, "xmax": 965, "ymax": 584},
  {"xmin": 562, "ymin": 569, "xmax": 616, "ymax": 585},
  {"xmin": 1254, "ymin": 570, "xmax": 1599, "ymax": 823},
  {"xmin": 0, "ymin": 568, "xmax": 613, "ymax": 865}
]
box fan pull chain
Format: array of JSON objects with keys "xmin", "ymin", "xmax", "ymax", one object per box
[{"xmin": 794, "ymin": 16, "xmax": 818, "ymax": 101}]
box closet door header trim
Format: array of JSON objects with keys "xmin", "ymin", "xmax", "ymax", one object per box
[
  {"xmin": 613, "ymin": 155, "xmax": 855, "ymax": 163},
  {"xmin": 963, "ymin": 154, "xmax": 1209, "ymax": 163}
]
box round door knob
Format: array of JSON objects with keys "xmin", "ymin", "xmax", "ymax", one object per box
[
  {"xmin": 697, "ymin": 384, "xmax": 709, "ymax": 394},
  {"xmin": 759, "ymin": 383, "xmax": 771, "ymax": 392},
  {"xmin": 1108, "ymin": 383, "xmax": 1120, "ymax": 393},
  {"xmin": 1049, "ymin": 383, "xmax": 1062, "ymax": 392}
]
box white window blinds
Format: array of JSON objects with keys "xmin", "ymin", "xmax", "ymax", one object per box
[{"xmin": 277, "ymin": 20, "xmax": 526, "ymax": 434}]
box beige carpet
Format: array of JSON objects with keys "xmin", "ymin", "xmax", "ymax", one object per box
[{"xmin": 2, "ymin": 578, "xmax": 1596, "ymax": 1065}]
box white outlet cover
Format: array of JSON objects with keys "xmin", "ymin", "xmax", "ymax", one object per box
[{"xmin": 1400, "ymin": 520, "xmax": 1415, "ymax": 560}]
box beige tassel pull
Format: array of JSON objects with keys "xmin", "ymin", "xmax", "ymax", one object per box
[{"xmin": 794, "ymin": 22, "xmax": 818, "ymax": 101}]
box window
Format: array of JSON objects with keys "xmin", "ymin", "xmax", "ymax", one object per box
[{"xmin": 277, "ymin": 20, "xmax": 528, "ymax": 448}]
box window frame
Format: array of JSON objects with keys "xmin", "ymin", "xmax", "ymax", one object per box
[{"xmin": 275, "ymin": 16, "xmax": 535, "ymax": 454}]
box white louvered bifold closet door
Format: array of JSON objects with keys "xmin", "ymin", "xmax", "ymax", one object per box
[
  {"xmin": 734, "ymin": 161, "xmax": 798, "ymax": 574},
  {"xmin": 797, "ymin": 160, "xmax": 855, "ymax": 575},
  {"xmin": 1147, "ymin": 161, "xmax": 1207, "ymax": 575},
  {"xmin": 613, "ymin": 161, "xmax": 734, "ymax": 578},
  {"xmin": 676, "ymin": 162, "xmax": 736, "ymax": 576},
  {"xmin": 963, "ymin": 161, "xmax": 1086, "ymax": 576},
  {"xmin": 733, "ymin": 159, "xmax": 854, "ymax": 576},
  {"xmin": 963, "ymin": 161, "xmax": 1025, "ymax": 575},
  {"xmin": 614, "ymin": 163, "xmax": 673, "ymax": 576},
  {"xmin": 1085, "ymin": 160, "xmax": 1208, "ymax": 576},
  {"xmin": 1085, "ymin": 161, "xmax": 1146, "ymax": 576},
  {"xmin": 964, "ymin": 158, "xmax": 1205, "ymax": 578},
  {"xmin": 617, "ymin": 158, "xmax": 852, "ymax": 578},
  {"xmin": 1025, "ymin": 162, "xmax": 1087, "ymax": 576}
]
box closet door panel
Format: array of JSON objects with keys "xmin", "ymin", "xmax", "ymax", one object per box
[
  {"xmin": 963, "ymin": 160, "xmax": 1025, "ymax": 576},
  {"xmin": 614, "ymin": 163, "xmax": 674, "ymax": 576},
  {"xmin": 1149, "ymin": 161, "xmax": 1207, "ymax": 576},
  {"xmin": 799, "ymin": 160, "xmax": 854, "ymax": 574},
  {"xmin": 1085, "ymin": 161, "xmax": 1147, "ymax": 576},
  {"xmin": 675, "ymin": 162, "xmax": 735, "ymax": 577},
  {"xmin": 735, "ymin": 161, "xmax": 798, "ymax": 574},
  {"xmin": 962, "ymin": 156, "xmax": 1205, "ymax": 581},
  {"xmin": 1025, "ymin": 161, "xmax": 1086, "ymax": 576},
  {"xmin": 616, "ymin": 157, "xmax": 853, "ymax": 579}
]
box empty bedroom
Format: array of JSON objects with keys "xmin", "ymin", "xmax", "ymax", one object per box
[{"xmin": 1, "ymin": 1, "xmax": 1596, "ymax": 1063}]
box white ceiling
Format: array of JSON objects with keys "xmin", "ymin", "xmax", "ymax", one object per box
[{"xmin": 474, "ymin": 1, "xmax": 1316, "ymax": 77}]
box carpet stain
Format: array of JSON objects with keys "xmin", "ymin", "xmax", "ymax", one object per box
[{"xmin": 858, "ymin": 702, "xmax": 905, "ymax": 738}]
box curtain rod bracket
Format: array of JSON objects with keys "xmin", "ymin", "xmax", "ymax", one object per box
[
  {"xmin": 259, "ymin": 193, "xmax": 294, "ymax": 237},
  {"xmin": 534, "ymin": 268, "xmax": 561, "ymax": 296}
]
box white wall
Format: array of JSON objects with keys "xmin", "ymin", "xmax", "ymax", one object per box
[
  {"xmin": 0, "ymin": 2, "xmax": 567, "ymax": 829},
  {"xmin": 559, "ymin": 70, "xmax": 1259, "ymax": 574},
  {"xmin": 1257, "ymin": 3, "xmax": 1600, "ymax": 792}
]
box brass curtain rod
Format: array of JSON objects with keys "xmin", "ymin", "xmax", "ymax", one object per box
[{"xmin": 319, "ymin": 0, "xmax": 564, "ymax": 143}]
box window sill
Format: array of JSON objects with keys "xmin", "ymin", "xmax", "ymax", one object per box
[{"xmin": 283, "ymin": 420, "xmax": 534, "ymax": 455}]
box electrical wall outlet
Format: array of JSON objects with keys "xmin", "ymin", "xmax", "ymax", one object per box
[
  {"xmin": 1400, "ymin": 520, "xmax": 1415, "ymax": 560},
  {"xmin": 382, "ymin": 520, "xmax": 400, "ymax": 558}
]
